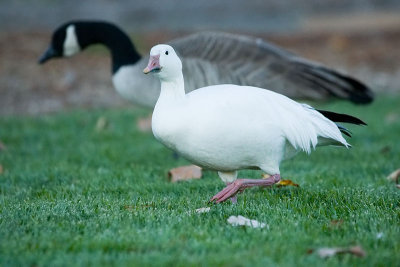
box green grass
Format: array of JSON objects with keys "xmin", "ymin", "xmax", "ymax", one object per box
[{"xmin": 0, "ymin": 96, "xmax": 399, "ymax": 266}]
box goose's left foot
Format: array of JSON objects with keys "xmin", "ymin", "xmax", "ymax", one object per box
[{"xmin": 210, "ymin": 174, "xmax": 281, "ymax": 203}]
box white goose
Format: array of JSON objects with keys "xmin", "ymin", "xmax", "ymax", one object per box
[
  {"xmin": 39, "ymin": 20, "xmax": 373, "ymax": 106},
  {"xmin": 144, "ymin": 44, "xmax": 366, "ymax": 203}
]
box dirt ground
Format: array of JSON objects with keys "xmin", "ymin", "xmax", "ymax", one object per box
[{"xmin": 1, "ymin": 28, "xmax": 399, "ymax": 115}]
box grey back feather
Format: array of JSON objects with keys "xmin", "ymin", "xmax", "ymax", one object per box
[{"xmin": 168, "ymin": 31, "xmax": 373, "ymax": 104}]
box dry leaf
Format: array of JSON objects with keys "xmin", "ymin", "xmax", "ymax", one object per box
[
  {"xmin": 137, "ymin": 114, "xmax": 152, "ymax": 132},
  {"xmin": 396, "ymin": 184, "xmax": 400, "ymax": 189},
  {"xmin": 330, "ymin": 219, "xmax": 344, "ymax": 227},
  {"xmin": 317, "ymin": 247, "xmax": 340, "ymax": 258},
  {"xmin": 0, "ymin": 141, "xmax": 6, "ymax": 152},
  {"xmin": 0, "ymin": 164, "xmax": 3, "ymax": 174},
  {"xmin": 227, "ymin": 215, "xmax": 268, "ymax": 229},
  {"xmin": 124, "ymin": 205, "xmax": 134, "ymax": 211},
  {"xmin": 262, "ymin": 174, "xmax": 299, "ymax": 187},
  {"xmin": 277, "ymin": 179, "xmax": 299, "ymax": 187},
  {"xmin": 195, "ymin": 207, "xmax": 210, "ymax": 213},
  {"xmin": 348, "ymin": 246, "xmax": 366, "ymax": 257},
  {"xmin": 95, "ymin": 117, "xmax": 108, "ymax": 131},
  {"xmin": 386, "ymin": 169, "xmax": 400, "ymax": 183},
  {"xmin": 315, "ymin": 245, "xmax": 366, "ymax": 258},
  {"xmin": 168, "ymin": 165, "xmax": 202, "ymax": 182}
]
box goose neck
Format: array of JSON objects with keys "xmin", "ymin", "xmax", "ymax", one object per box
[
  {"xmin": 77, "ymin": 22, "xmax": 141, "ymax": 74},
  {"xmin": 159, "ymin": 74, "xmax": 186, "ymax": 102}
]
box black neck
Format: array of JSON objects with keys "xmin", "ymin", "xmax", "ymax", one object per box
[{"xmin": 74, "ymin": 21, "xmax": 142, "ymax": 74}]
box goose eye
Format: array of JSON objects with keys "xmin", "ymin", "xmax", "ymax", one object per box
[{"xmin": 165, "ymin": 51, "xmax": 169, "ymax": 55}]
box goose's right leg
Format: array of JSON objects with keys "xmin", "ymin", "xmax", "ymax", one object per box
[{"xmin": 210, "ymin": 174, "xmax": 281, "ymax": 203}]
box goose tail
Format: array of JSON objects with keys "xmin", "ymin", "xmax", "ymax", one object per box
[{"xmin": 316, "ymin": 109, "xmax": 366, "ymax": 146}]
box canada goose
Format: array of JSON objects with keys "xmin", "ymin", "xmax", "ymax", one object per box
[{"xmin": 39, "ymin": 20, "xmax": 374, "ymax": 107}]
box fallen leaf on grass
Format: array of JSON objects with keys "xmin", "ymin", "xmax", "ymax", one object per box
[
  {"xmin": 330, "ymin": 219, "xmax": 344, "ymax": 227},
  {"xmin": 396, "ymin": 184, "xmax": 400, "ymax": 189},
  {"xmin": 168, "ymin": 165, "xmax": 202, "ymax": 182},
  {"xmin": 227, "ymin": 215, "xmax": 268, "ymax": 229},
  {"xmin": 261, "ymin": 174, "xmax": 299, "ymax": 187},
  {"xmin": 137, "ymin": 114, "xmax": 152, "ymax": 132},
  {"xmin": 95, "ymin": 117, "xmax": 108, "ymax": 131},
  {"xmin": 312, "ymin": 246, "xmax": 366, "ymax": 258},
  {"xmin": 124, "ymin": 205, "xmax": 134, "ymax": 211},
  {"xmin": 386, "ymin": 169, "xmax": 400, "ymax": 183},
  {"xmin": 276, "ymin": 179, "xmax": 299, "ymax": 187},
  {"xmin": 195, "ymin": 207, "xmax": 210, "ymax": 213}
]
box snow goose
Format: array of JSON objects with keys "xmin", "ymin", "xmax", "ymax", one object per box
[
  {"xmin": 143, "ymin": 44, "xmax": 366, "ymax": 203},
  {"xmin": 39, "ymin": 20, "xmax": 373, "ymax": 107}
]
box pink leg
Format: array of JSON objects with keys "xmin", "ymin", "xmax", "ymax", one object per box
[{"xmin": 210, "ymin": 174, "xmax": 281, "ymax": 203}]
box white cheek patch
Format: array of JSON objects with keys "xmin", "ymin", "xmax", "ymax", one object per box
[{"xmin": 63, "ymin": 25, "xmax": 80, "ymax": 57}]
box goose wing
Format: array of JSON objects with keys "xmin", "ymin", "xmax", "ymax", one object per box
[{"xmin": 169, "ymin": 31, "xmax": 373, "ymax": 104}]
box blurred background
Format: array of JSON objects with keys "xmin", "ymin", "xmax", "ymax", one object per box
[{"xmin": 1, "ymin": 0, "xmax": 399, "ymax": 115}]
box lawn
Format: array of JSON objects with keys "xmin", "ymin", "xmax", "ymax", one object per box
[{"xmin": 0, "ymin": 95, "xmax": 399, "ymax": 266}]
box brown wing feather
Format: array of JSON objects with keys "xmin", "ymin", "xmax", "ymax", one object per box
[{"xmin": 169, "ymin": 31, "xmax": 373, "ymax": 104}]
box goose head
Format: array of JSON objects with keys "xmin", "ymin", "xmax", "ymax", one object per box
[
  {"xmin": 143, "ymin": 44, "xmax": 182, "ymax": 81},
  {"xmin": 39, "ymin": 22, "xmax": 81, "ymax": 64}
]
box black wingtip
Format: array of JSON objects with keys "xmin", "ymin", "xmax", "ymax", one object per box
[
  {"xmin": 317, "ymin": 66, "xmax": 375, "ymax": 105},
  {"xmin": 317, "ymin": 109, "xmax": 367, "ymax": 126}
]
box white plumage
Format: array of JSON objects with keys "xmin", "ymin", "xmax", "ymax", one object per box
[
  {"xmin": 145, "ymin": 44, "xmax": 360, "ymax": 203},
  {"xmin": 153, "ymin": 84, "xmax": 348, "ymax": 174}
]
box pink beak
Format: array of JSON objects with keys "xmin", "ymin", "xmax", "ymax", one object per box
[{"xmin": 143, "ymin": 54, "xmax": 161, "ymax": 74}]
